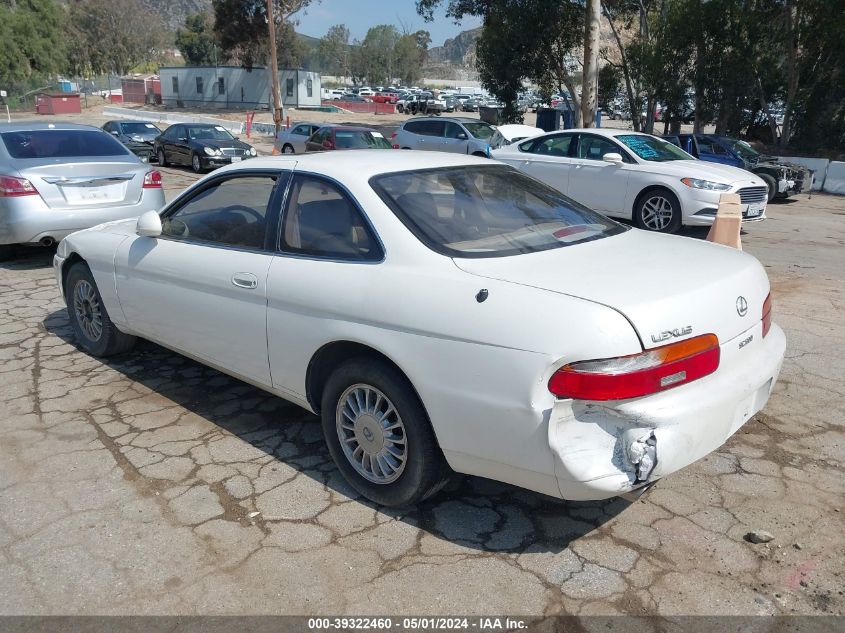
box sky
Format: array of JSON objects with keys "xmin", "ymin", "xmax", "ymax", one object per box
[{"xmin": 293, "ymin": 0, "xmax": 482, "ymax": 46}]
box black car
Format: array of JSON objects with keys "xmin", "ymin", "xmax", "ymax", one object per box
[
  {"xmin": 102, "ymin": 120, "xmax": 162, "ymax": 163},
  {"xmin": 153, "ymin": 123, "xmax": 257, "ymax": 173}
]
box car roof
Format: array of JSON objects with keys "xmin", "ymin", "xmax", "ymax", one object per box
[
  {"xmin": 331, "ymin": 126, "xmax": 380, "ymax": 132},
  {"xmin": 0, "ymin": 121, "xmax": 104, "ymax": 133},
  {"xmin": 544, "ymin": 128, "xmax": 651, "ymax": 139},
  {"xmin": 214, "ymin": 150, "xmax": 493, "ymax": 181}
]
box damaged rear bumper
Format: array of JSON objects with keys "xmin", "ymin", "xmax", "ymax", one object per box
[{"xmin": 548, "ymin": 323, "xmax": 786, "ymax": 500}]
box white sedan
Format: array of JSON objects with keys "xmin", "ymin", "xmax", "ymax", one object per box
[
  {"xmin": 493, "ymin": 128, "xmax": 770, "ymax": 233},
  {"xmin": 53, "ymin": 152, "xmax": 785, "ymax": 505}
]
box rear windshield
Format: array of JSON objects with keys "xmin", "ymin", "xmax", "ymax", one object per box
[
  {"xmin": 1, "ymin": 130, "xmax": 130, "ymax": 159},
  {"xmin": 335, "ymin": 131, "xmax": 392, "ymax": 149},
  {"xmin": 371, "ymin": 165, "xmax": 626, "ymax": 258}
]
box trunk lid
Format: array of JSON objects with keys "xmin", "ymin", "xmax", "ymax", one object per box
[
  {"xmin": 19, "ymin": 160, "xmax": 147, "ymax": 210},
  {"xmin": 453, "ymin": 230, "xmax": 770, "ymax": 349}
]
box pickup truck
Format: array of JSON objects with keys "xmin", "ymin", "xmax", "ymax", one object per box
[
  {"xmin": 667, "ymin": 134, "xmax": 812, "ymax": 201},
  {"xmin": 398, "ymin": 93, "xmax": 445, "ymax": 115}
]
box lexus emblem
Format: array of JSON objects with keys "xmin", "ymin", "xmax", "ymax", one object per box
[{"xmin": 736, "ymin": 296, "xmax": 748, "ymax": 317}]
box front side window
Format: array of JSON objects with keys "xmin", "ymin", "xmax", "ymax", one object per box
[
  {"xmin": 371, "ymin": 165, "xmax": 626, "ymax": 259},
  {"xmin": 444, "ymin": 122, "xmax": 465, "ymax": 139},
  {"xmin": 462, "ymin": 121, "xmax": 495, "ymax": 140},
  {"xmin": 161, "ymin": 175, "xmax": 279, "ymax": 249},
  {"xmin": 281, "ymin": 175, "xmax": 381, "ymax": 261},
  {"xmin": 1, "ymin": 130, "xmax": 130, "ymax": 159},
  {"xmin": 576, "ymin": 135, "xmax": 626, "ymax": 161},
  {"xmin": 616, "ymin": 134, "xmax": 693, "ymax": 162}
]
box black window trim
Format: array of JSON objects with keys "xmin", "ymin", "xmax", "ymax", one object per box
[
  {"xmin": 276, "ymin": 171, "xmax": 386, "ymax": 264},
  {"xmin": 369, "ymin": 164, "xmax": 628, "ymax": 260},
  {"xmin": 157, "ymin": 168, "xmax": 291, "ymax": 254}
]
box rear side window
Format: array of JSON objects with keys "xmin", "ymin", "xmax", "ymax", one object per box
[
  {"xmin": 1, "ymin": 130, "xmax": 130, "ymax": 159},
  {"xmin": 281, "ymin": 175, "xmax": 381, "ymax": 261},
  {"xmin": 520, "ymin": 134, "xmax": 573, "ymax": 156}
]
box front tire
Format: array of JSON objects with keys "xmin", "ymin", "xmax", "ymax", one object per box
[
  {"xmin": 65, "ymin": 262, "xmax": 136, "ymax": 357},
  {"xmin": 282, "ymin": 144, "xmax": 295, "ymax": 154},
  {"xmin": 759, "ymin": 173, "xmax": 777, "ymax": 203},
  {"xmin": 321, "ymin": 358, "xmax": 449, "ymax": 507},
  {"xmin": 157, "ymin": 149, "xmax": 168, "ymax": 167},
  {"xmin": 191, "ymin": 153, "xmax": 204, "ymax": 173},
  {"xmin": 635, "ymin": 188, "xmax": 682, "ymax": 233}
]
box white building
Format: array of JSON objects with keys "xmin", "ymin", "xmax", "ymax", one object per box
[{"xmin": 159, "ymin": 66, "xmax": 321, "ymax": 109}]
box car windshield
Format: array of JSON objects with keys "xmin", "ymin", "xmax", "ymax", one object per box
[
  {"xmin": 371, "ymin": 165, "xmax": 627, "ymax": 258},
  {"xmin": 616, "ymin": 134, "xmax": 693, "ymax": 162},
  {"xmin": 0, "ymin": 130, "xmax": 130, "ymax": 159},
  {"xmin": 186, "ymin": 126, "xmax": 234, "ymax": 141},
  {"xmin": 120, "ymin": 122, "xmax": 160, "ymax": 134},
  {"xmin": 463, "ymin": 122, "xmax": 496, "ymax": 140},
  {"xmin": 726, "ymin": 138, "xmax": 759, "ymax": 161}
]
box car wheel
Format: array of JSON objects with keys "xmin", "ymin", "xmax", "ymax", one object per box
[
  {"xmin": 282, "ymin": 144, "xmax": 295, "ymax": 154},
  {"xmin": 0, "ymin": 244, "xmax": 15, "ymax": 262},
  {"xmin": 191, "ymin": 153, "xmax": 204, "ymax": 173},
  {"xmin": 759, "ymin": 173, "xmax": 777, "ymax": 203},
  {"xmin": 65, "ymin": 262, "xmax": 136, "ymax": 357},
  {"xmin": 397, "ymin": 105, "xmax": 404, "ymax": 113},
  {"xmin": 321, "ymin": 358, "xmax": 450, "ymax": 507},
  {"xmin": 157, "ymin": 149, "xmax": 168, "ymax": 167},
  {"xmin": 635, "ymin": 188, "xmax": 682, "ymax": 233}
]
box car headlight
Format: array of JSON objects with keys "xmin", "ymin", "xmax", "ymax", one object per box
[
  {"xmin": 681, "ymin": 177, "xmax": 731, "ymax": 191},
  {"xmin": 203, "ymin": 147, "xmax": 220, "ymax": 156},
  {"xmin": 249, "ymin": 147, "xmax": 257, "ymax": 156}
]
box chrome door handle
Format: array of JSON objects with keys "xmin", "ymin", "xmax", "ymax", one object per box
[{"xmin": 231, "ymin": 273, "xmax": 258, "ymax": 289}]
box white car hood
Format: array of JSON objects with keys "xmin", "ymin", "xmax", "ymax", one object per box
[
  {"xmin": 642, "ymin": 159, "xmax": 762, "ymax": 185},
  {"xmin": 454, "ymin": 229, "xmax": 770, "ymax": 349}
]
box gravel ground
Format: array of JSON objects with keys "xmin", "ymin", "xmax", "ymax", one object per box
[{"xmin": 0, "ymin": 148, "xmax": 842, "ymax": 617}]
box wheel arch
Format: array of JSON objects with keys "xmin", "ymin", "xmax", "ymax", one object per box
[
  {"xmin": 631, "ymin": 183, "xmax": 683, "ymax": 218},
  {"xmin": 305, "ymin": 340, "xmax": 428, "ymax": 419},
  {"xmin": 61, "ymin": 251, "xmax": 87, "ymax": 297}
]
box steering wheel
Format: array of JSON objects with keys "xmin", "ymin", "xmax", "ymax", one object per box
[{"xmin": 225, "ymin": 205, "xmax": 264, "ymax": 222}]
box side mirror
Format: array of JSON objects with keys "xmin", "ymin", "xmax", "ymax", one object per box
[
  {"xmin": 136, "ymin": 210, "xmax": 162, "ymax": 237},
  {"xmin": 456, "ymin": 133, "xmax": 468, "ymax": 140},
  {"xmin": 178, "ymin": 137, "xmax": 188, "ymax": 142},
  {"xmin": 603, "ymin": 152, "xmax": 624, "ymax": 165},
  {"xmin": 109, "ymin": 130, "xmax": 119, "ymax": 136}
]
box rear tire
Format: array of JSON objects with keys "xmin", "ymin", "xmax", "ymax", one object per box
[
  {"xmin": 65, "ymin": 262, "xmax": 136, "ymax": 357},
  {"xmin": 282, "ymin": 144, "xmax": 295, "ymax": 154},
  {"xmin": 157, "ymin": 149, "xmax": 168, "ymax": 167},
  {"xmin": 759, "ymin": 173, "xmax": 777, "ymax": 203},
  {"xmin": 0, "ymin": 244, "xmax": 15, "ymax": 262},
  {"xmin": 635, "ymin": 188, "xmax": 682, "ymax": 233},
  {"xmin": 321, "ymin": 358, "xmax": 450, "ymax": 507}
]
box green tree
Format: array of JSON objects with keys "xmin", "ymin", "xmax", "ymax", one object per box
[
  {"xmin": 394, "ymin": 30, "xmax": 430, "ymax": 85},
  {"xmin": 176, "ymin": 13, "xmax": 218, "ymax": 66},
  {"xmin": 66, "ymin": 0, "xmax": 168, "ymax": 76},
  {"xmin": 212, "ymin": 0, "xmax": 309, "ymax": 69},
  {"xmin": 318, "ymin": 24, "xmax": 351, "ymax": 77},
  {"xmin": 0, "ymin": 0, "xmax": 66, "ymax": 89},
  {"xmin": 597, "ymin": 64, "xmax": 622, "ymax": 110}
]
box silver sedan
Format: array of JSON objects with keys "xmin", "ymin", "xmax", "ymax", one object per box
[
  {"xmin": 273, "ymin": 122, "xmax": 326, "ymax": 154},
  {"xmin": 0, "ymin": 122, "xmax": 165, "ymax": 261}
]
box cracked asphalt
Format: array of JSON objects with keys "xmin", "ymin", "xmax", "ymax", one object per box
[{"xmin": 0, "ymin": 167, "xmax": 843, "ymax": 617}]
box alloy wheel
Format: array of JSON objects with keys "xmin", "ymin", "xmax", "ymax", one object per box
[
  {"xmin": 335, "ymin": 384, "xmax": 408, "ymax": 484},
  {"xmin": 640, "ymin": 195, "xmax": 675, "ymax": 231},
  {"xmin": 192, "ymin": 154, "xmax": 201, "ymax": 172},
  {"xmin": 72, "ymin": 280, "xmax": 103, "ymax": 342}
]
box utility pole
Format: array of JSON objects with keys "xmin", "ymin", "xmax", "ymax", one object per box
[
  {"xmin": 267, "ymin": 0, "xmax": 283, "ymax": 134},
  {"xmin": 581, "ymin": 0, "xmax": 601, "ymax": 128}
]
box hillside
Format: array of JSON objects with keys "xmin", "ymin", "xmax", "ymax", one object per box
[{"xmin": 136, "ymin": 0, "xmax": 212, "ymax": 31}]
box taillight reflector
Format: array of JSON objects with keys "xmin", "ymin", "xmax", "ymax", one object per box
[
  {"xmin": 0, "ymin": 175, "xmax": 38, "ymax": 197},
  {"xmin": 143, "ymin": 170, "xmax": 162, "ymax": 188},
  {"xmin": 549, "ymin": 334, "xmax": 720, "ymax": 401},
  {"xmin": 762, "ymin": 293, "xmax": 772, "ymax": 337}
]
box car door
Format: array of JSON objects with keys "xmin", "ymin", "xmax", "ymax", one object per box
[
  {"xmin": 416, "ymin": 120, "xmax": 445, "ymax": 151},
  {"xmin": 164, "ymin": 125, "xmax": 186, "ymax": 165},
  {"xmin": 513, "ymin": 133, "xmax": 576, "ymax": 195},
  {"xmin": 565, "ymin": 133, "xmax": 633, "ymax": 216},
  {"xmin": 114, "ymin": 168, "xmax": 293, "ymax": 387},
  {"xmin": 695, "ymin": 136, "xmax": 741, "ymax": 167},
  {"xmin": 265, "ymin": 173, "xmax": 384, "ymax": 399},
  {"xmin": 439, "ymin": 121, "xmax": 470, "ymax": 154}
]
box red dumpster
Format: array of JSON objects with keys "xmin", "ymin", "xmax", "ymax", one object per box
[{"xmin": 35, "ymin": 93, "xmax": 82, "ymax": 115}]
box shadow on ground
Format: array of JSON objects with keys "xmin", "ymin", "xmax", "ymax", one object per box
[{"xmin": 43, "ymin": 307, "xmax": 630, "ymax": 553}]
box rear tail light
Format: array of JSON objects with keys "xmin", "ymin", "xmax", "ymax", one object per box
[
  {"xmin": 143, "ymin": 170, "xmax": 162, "ymax": 188},
  {"xmin": 762, "ymin": 293, "xmax": 772, "ymax": 337},
  {"xmin": 0, "ymin": 175, "xmax": 38, "ymax": 197},
  {"xmin": 549, "ymin": 334, "xmax": 720, "ymax": 401}
]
